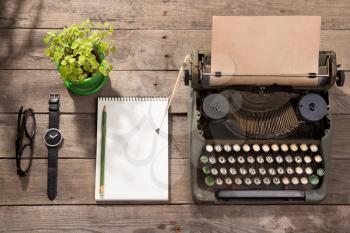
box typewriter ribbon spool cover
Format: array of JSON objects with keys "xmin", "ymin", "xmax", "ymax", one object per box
[{"xmin": 210, "ymin": 16, "xmax": 321, "ymax": 87}]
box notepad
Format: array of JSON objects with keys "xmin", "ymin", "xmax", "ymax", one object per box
[{"xmin": 95, "ymin": 97, "xmax": 169, "ymax": 201}]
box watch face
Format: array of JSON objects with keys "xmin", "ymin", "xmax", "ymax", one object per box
[{"xmin": 44, "ymin": 128, "xmax": 62, "ymax": 147}]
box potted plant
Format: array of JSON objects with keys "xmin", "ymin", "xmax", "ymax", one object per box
[{"xmin": 44, "ymin": 20, "xmax": 116, "ymax": 95}]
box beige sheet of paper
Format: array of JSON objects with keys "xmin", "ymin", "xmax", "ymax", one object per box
[{"xmin": 210, "ymin": 16, "xmax": 321, "ymax": 86}]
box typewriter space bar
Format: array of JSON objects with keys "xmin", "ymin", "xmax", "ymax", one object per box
[{"xmin": 217, "ymin": 190, "xmax": 305, "ymax": 199}]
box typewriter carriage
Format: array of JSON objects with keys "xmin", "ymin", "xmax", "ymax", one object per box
[{"xmin": 185, "ymin": 50, "xmax": 343, "ymax": 203}]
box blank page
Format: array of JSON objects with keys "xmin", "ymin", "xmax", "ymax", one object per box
[
  {"xmin": 211, "ymin": 16, "xmax": 321, "ymax": 86},
  {"xmin": 95, "ymin": 97, "xmax": 168, "ymax": 201}
]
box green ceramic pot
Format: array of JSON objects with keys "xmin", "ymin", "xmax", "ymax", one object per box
[{"xmin": 58, "ymin": 46, "xmax": 108, "ymax": 96}]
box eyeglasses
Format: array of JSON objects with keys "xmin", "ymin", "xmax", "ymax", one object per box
[{"xmin": 16, "ymin": 107, "xmax": 36, "ymax": 176}]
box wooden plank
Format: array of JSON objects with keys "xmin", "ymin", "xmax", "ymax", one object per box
[
  {"xmin": 0, "ymin": 157, "xmax": 350, "ymax": 205},
  {"xmin": 2, "ymin": 0, "xmax": 350, "ymax": 30},
  {"xmin": 1, "ymin": 206, "xmax": 350, "ymax": 233},
  {"xmin": 0, "ymin": 70, "xmax": 348, "ymax": 114},
  {"xmin": 1, "ymin": 114, "xmax": 350, "ymax": 159},
  {"xmin": 0, "ymin": 114, "xmax": 188, "ymax": 160},
  {"xmin": 0, "ymin": 158, "xmax": 191, "ymax": 205},
  {"xmin": 1, "ymin": 29, "xmax": 350, "ymax": 70}
]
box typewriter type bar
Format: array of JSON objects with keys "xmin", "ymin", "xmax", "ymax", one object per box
[{"xmin": 216, "ymin": 190, "xmax": 305, "ymax": 200}]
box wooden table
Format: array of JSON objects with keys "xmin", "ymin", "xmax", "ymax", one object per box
[{"xmin": 1, "ymin": 0, "xmax": 350, "ymax": 232}]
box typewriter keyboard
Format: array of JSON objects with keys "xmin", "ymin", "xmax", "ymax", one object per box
[{"xmin": 198, "ymin": 143, "xmax": 325, "ymax": 191}]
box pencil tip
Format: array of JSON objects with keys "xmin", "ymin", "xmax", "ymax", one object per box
[
  {"xmin": 103, "ymin": 105, "xmax": 106, "ymax": 112},
  {"xmin": 155, "ymin": 128, "xmax": 160, "ymax": 134}
]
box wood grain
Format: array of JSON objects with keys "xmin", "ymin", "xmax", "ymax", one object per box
[
  {"xmin": 0, "ymin": 70, "xmax": 348, "ymax": 114},
  {"xmin": 2, "ymin": 0, "xmax": 350, "ymax": 30},
  {"xmin": 0, "ymin": 29, "xmax": 350, "ymax": 70},
  {"xmin": 0, "ymin": 205, "xmax": 349, "ymax": 232},
  {"xmin": 0, "ymin": 157, "xmax": 350, "ymax": 205},
  {"xmin": 1, "ymin": 114, "xmax": 350, "ymax": 159}
]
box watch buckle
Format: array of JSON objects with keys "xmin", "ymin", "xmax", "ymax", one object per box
[{"xmin": 49, "ymin": 93, "xmax": 60, "ymax": 104}]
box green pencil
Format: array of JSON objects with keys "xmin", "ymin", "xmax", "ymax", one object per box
[{"xmin": 99, "ymin": 105, "xmax": 107, "ymax": 196}]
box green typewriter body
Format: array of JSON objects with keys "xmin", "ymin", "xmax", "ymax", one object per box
[{"xmin": 184, "ymin": 50, "xmax": 345, "ymax": 203}]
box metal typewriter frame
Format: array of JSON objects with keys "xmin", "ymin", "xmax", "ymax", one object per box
[{"xmin": 185, "ymin": 50, "xmax": 344, "ymax": 203}]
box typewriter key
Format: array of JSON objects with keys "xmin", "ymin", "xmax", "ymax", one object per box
[
  {"xmin": 285, "ymin": 155, "xmax": 293, "ymax": 163},
  {"xmin": 310, "ymin": 144, "xmax": 318, "ymax": 152},
  {"xmin": 294, "ymin": 156, "xmax": 303, "ymax": 164},
  {"xmin": 305, "ymin": 167, "xmax": 313, "ymax": 175},
  {"xmin": 218, "ymin": 156, "xmax": 226, "ymax": 164},
  {"xmin": 282, "ymin": 177, "xmax": 290, "ymax": 185},
  {"xmin": 220, "ymin": 167, "xmax": 228, "ymax": 175},
  {"xmin": 209, "ymin": 156, "xmax": 216, "ymax": 164},
  {"xmin": 254, "ymin": 177, "xmax": 261, "ymax": 185},
  {"xmin": 244, "ymin": 177, "xmax": 252, "ymax": 185},
  {"xmin": 205, "ymin": 145, "xmax": 213, "ymax": 152},
  {"xmin": 223, "ymin": 144, "xmax": 231, "ymax": 152},
  {"xmin": 215, "ymin": 178, "xmax": 223, "ymax": 186},
  {"xmin": 257, "ymin": 156, "xmax": 264, "ymax": 164},
  {"xmin": 309, "ymin": 175, "xmax": 319, "ymax": 185},
  {"xmin": 286, "ymin": 167, "xmax": 294, "ymax": 175},
  {"xmin": 249, "ymin": 167, "xmax": 256, "ymax": 175},
  {"xmin": 291, "ymin": 177, "xmax": 300, "ymax": 185},
  {"xmin": 252, "ymin": 144, "xmax": 260, "ymax": 152},
  {"xmin": 277, "ymin": 167, "xmax": 285, "ymax": 175},
  {"xmin": 263, "ymin": 177, "xmax": 271, "ymax": 185},
  {"xmin": 235, "ymin": 177, "xmax": 242, "ymax": 185},
  {"xmin": 268, "ymin": 168, "xmax": 276, "ymax": 176},
  {"xmin": 317, "ymin": 168, "xmax": 325, "ymax": 177},
  {"xmin": 242, "ymin": 144, "xmax": 250, "ymax": 152},
  {"xmin": 295, "ymin": 166, "xmax": 303, "ymax": 175},
  {"xmin": 304, "ymin": 155, "xmax": 312, "ymax": 164},
  {"xmin": 205, "ymin": 176, "xmax": 215, "ymax": 186},
  {"xmin": 211, "ymin": 168, "xmax": 218, "ymax": 176},
  {"xmin": 259, "ymin": 167, "xmax": 267, "ymax": 175},
  {"xmin": 200, "ymin": 155, "xmax": 209, "ymax": 164},
  {"xmin": 228, "ymin": 156, "xmax": 236, "ymax": 164},
  {"xmin": 239, "ymin": 167, "xmax": 247, "ymax": 175},
  {"xmin": 229, "ymin": 168, "xmax": 237, "ymax": 175},
  {"xmin": 247, "ymin": 156, "xmax": 255, "ymax": 164},
  {"xmin": 202, "ymin": 167, "xmax": 210, "ymax": 175},
  {"xmin": 225, "ymin": 177, "xmax": 233, "ymax": 185},
  {"xmin": 300, "ymin": 144, "xmax": 308, "ymax": 152},
  {"xmin": 214, "ymin": 144, "xmax": 222, "ymax": 152},
  {"xmin": 271, "ymin": 144, "xmax": 279, "ymax": 152},
  {"xmin": 300, "ymin": 177, "xmax": 308, "ymax": 185},
  {"xmin": 233, "ymin": 144, "xmax": 241, "ymax": 152},
  {"xmin": 290, "ymin": 144, "xmax": 298, "ymax": 152},
  {"xmin": 262, "ymin": 144, "xmax": 270, "ymax": 152},
  {"xmin": 273, "ymin": 177, "xmax": 281, "ymax": 185},
  {"xmin": 237, "ymin": 156, "xmax": 245, "ymax": 164},
  {"xmin": 276, "ymin": 156, "xmax": 283, "ymax": 164},
  {"xmin": 281, "ymin": 144, "xmax": 289, "ymax": 152},
  {"xmin": 266, "ymin": 156, "xmax": 274, "ymax": 163},
  {"xmin": 314, "ymin": 155, "xmax": 323, "ymax": 163}
]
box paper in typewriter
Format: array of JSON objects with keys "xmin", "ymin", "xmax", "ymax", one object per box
[
  {"xmin": 211, "ymin": 16, "xmax": 321, "ymax": 86},
  {"xmin": 95, "ymin": 97, "xmax": 169, "ymax": 201}
]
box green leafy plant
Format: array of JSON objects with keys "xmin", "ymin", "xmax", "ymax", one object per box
[{"xmin": 44, "ymin": 20, "xmax": 116, "ymax": 83}]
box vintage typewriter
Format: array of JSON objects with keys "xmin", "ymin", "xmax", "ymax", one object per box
[{"xmin": 183, "ymin": 50, "xmax": 345, "ymax": 203}]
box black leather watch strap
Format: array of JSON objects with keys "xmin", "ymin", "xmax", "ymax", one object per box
[
  {"xmin": 47, "ymin": 147, "xmax": 58, "ymax": 200},
  {"xmin": 49, "ymin": 96, "xmax": 60, "ymax": 129}
]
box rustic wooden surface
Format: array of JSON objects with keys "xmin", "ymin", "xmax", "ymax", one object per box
[{"xmin": 0, "ymin": 0, "xmax": 350, "ymax": 232}]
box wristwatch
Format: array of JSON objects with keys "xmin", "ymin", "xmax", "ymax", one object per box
[{"xmin": 44, "ymin": 93, "xmax": 63, "ymax": 200}]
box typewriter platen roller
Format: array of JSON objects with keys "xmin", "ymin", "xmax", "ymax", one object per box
[{"xmin": 184, "ymin": 50, "xmax": 345, "ymax": 203}]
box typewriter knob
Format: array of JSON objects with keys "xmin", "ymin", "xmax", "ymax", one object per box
[{"xmin": 336, "ymin": 70, "xmax": 345, "ymax": 87}]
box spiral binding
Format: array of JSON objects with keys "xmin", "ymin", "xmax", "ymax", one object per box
[{"xmin": 98, "ymin": 96, "xmax": 168, "ymax": 101}]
